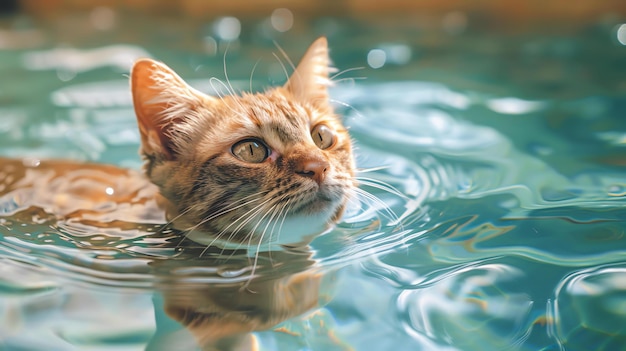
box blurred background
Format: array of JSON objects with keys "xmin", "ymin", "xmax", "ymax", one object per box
[
  {"xmin": 2, "ymin": 2, "xmax": 626, "ymax": 351},
  {"xmin": 2, "ymin": 0, "xmax": 625, "ymax": 92}
]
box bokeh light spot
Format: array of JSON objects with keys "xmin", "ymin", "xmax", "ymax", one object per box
[
  {"xmin": 214, "ymin": 16, "xmax": 241, "ymax": 41},
  {"xmin": 380, "ymin": 43, "xmax": 412, "ymax": 65},
  {"xmin": 367, "ymin": 49, "xmax": 386, "ymax": 69},
  {"xmin": 90, "ymin": 7, "xmax": 116, "ymax": 31},
  {"xmin": 442, "ymin": 11, "xmax": 468, "ymax": 35},
  {"xmin": 271, "ymin": 8, "xmax": 293, "ymax": 33},
  {"xmin": 616, "ymin": 24, "xmax": 626, "ymax": 45}
]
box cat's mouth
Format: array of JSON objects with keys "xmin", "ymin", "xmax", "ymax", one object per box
[{"xmin": 289, "ymin": 189, "xmax": 341, "ymax": 217}]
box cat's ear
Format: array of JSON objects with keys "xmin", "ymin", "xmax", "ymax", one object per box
[
  {"xmin": 284, "ymin": 37, "xmax": 335, "ymax": 110},
  {"xmin": 131, "ymin": 59, "xmax": 212, "ymax": 160}
]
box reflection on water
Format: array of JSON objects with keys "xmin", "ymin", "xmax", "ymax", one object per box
[
  {"xmin": 150, "ymin": 246, "xmax": 336, "ymax": 351},
  {"xmin": 1, "ymin": 9, "xmax": 626, "ymax": 351}
]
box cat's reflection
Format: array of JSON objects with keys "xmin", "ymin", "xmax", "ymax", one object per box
[{"xmin": 148, "ymin": 243, "xmax": 334, "ymax": 351}]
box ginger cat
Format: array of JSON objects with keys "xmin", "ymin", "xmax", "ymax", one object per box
[
  {"xmin": 0, "ymin": 37, "xmax": 355, "ymax": 351},
  {"xmin": 0, "ymin": 37, "xmax": 355, "ymax": 250}
]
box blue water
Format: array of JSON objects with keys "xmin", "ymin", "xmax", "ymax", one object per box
[{"xmin": 1, "ymin": 9, "xmax": 626, "ymax": 351}]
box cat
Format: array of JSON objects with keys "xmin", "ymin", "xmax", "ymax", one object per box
[
  {"xmin": 0, "ymin": 37, "xmax": 355, "ymax": 251},
  {"xmin": 0, "ymin": 37, "xmax": 356, "ymax": 350}
]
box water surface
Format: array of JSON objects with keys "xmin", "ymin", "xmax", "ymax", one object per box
[{"xmin": 1, "ymin": 10, "xmax": 626, "ymax": 351}]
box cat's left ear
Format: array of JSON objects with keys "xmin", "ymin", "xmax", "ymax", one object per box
[
  {"xmin": 284, "ymin": 37, "xmax": 335, "ymax": 110},
  {"xmin": 131, "ymin": 59, "xmax": 212, "ymax": 160}
]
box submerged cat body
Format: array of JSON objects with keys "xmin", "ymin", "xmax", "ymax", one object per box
[{"xmin": 0, "ymin": 37, "xmax": 355, "ymax": 250}]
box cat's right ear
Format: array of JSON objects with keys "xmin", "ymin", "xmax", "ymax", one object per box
[
  {"xmin": 131, "ymin": 59, "xmax": 211, "ymax": 160},
  {"xmin": 284, "ymin": 37, "xmax": 335, "ymax": 111}
]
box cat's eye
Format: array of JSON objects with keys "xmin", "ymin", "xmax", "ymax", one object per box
[
  {"xmin": 231, "ymin": 139, "xmax": 270, "ymax": 163},
  {"xmin": 311, "ymin": 124, "xmax": 335, "ymax": 150}
]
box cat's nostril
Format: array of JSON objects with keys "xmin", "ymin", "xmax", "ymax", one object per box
[{"xmin": 295, "ymin": 160, "xmax": 329, "ymax": 185}]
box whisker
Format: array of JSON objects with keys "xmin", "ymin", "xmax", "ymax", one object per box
[
  {"xmin": 202, "ymin": 198, "xmax": 271, "ymax": 255},
  {"xmin": 208, "ymin": 77, "xmax": 248, "ymax": 119},
  {"xmin": 219, "ymin": 193, "xmax": 290, "ymax": 267},
  {"xmin": 242, "ymin": 200, "xmax": 286, "ymax": 289},
  {"xmin": 184, "ymin": 191, "xmax": 266, "ymax": 234},
  {"xmin": 258, "ymin": 199, "xmax": 287, "ymax": 249},
  {"xmin": 333, "ymin": 77, "xmax": 367, "ymax": 85},
  {"xmin": 225, "ymin": 190, "xmax": 293, "ymax": 257},
  {"xmin": 205, "ymin": 192, "xmax": 266, "ymax": 224},
  {"xmin": 180, "ymin": 192, "xmax": 267, "ymax": 250},
  {"xmin": 249, "ymin": 58, "xmax": 262, "ymax": 93},
  {"xmin": 212, "ymin": 190, "xmax": 292, "ymax": 256},
  {"xmin": 330, "ymin": 66, "xmax": 365, "ymax": 80},
  {"xmin": 157, "ymin": 204, "xmax": 196, "ymax": 237},
  {"xmin": 272, "ymin": 40, "xmax": 296, "ymax": 72},
  {"xmin": 228, "ymin": 200, "xmax": 273, "ymax": 241},
  {"xmin": 237, "ymin": 191, "xmax": 293, "ymax": 248},
  {"xmin": 353, "ymin": 187, "xmax": 401, "ymax": 226},
  {"xmin": 329, "ymin": 98, "xmax": 365, "ymax": 120},
  {"xmin": 270, "ymin": 197, "xmax": 293, "ymax": 245},
  {"xmin": 209, "ymin": 77, "xmax": 231, "ymax": 99},
  {"xmin": 356, "ymin": 165, "xmax": 393, "ymax": 173},
  {"xmin": 222, "ymin": 42, "xmax": 237, "ymax": 96},
  {"xmin": 272, "ymin": 52, "xmax": 290, "ymax": 84},
  {"xmin": 246, "ymin": 201, "xmax": 280, "ymax": 249},
  {"xmin": 265, "ymin": 197, "xmax": 292, "ymax": 265},
  {"xmin": 356, "ymin": 177, "xmax": 409, "ymax": 200}
]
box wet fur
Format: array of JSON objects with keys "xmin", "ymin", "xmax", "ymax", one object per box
[
  {"xmin": 0, "ymin": 37, "xmax": 355, "ymax": 250},
  {"xmin": 132, "ymin": 37, "xmax": 355, "ymax": 247}
]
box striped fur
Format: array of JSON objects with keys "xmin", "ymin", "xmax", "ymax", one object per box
[{"xmin": 131, "ymin": 37, "xmax": 355, "ymax": 246}]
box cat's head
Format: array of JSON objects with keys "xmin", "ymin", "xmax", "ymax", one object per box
[{"xmin": 130, "ymin": 37, "xmax": 355, "ymax": 246}]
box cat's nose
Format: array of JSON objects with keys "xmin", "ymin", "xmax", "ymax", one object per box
[{"xmin": 295, "ymin": 159, "xmax": 329, "ymax": 185}]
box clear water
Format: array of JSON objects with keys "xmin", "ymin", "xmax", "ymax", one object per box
[{"xmin": 1, "ymin": 10, "xmax": 626, "ymax": 351}]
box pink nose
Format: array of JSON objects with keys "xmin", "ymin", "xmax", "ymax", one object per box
[{"xmin": 295, "ymin": 160, "xmax": 329, "ymax": 185}]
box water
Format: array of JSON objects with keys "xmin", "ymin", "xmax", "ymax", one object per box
[{"xmin": 1, "ymin": 9, "xmax": 626, "ymax": 351}]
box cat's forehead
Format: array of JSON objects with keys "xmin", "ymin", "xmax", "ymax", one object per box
[
  {"xmin": 243, "ymin": 92, "xmax": 309, "ymax": 123},
  {"xmin": 228, "ymin": 92, "xmax": 316, "ymax": 143},
  {"xmin": 196, "ymin": 90, "xmax": 342, "ymax": 156}
]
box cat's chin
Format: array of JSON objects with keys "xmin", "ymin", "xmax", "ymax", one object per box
[
  {"xmin": 291, "ymin": 183, "xmax": 347, "ymax": 215},
  {"xmin": 184, "ymin": 207, "xmax": 337, "ymax": 254},
  {"xmin": 291, "ymin": 195, "xmax": 335, "ymax": 216}
]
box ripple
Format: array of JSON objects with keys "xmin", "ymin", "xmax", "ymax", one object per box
[
  {"xmin": 1, "ymin": 78, "xmax": 625, "ymax": 351},
  {"xmin": 398, "ymin": 262, "xmax": 533, "ymax": 350},
  {"xmin": 551, "ymin": 264, "xmax": 626, "ymax": 351}
]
